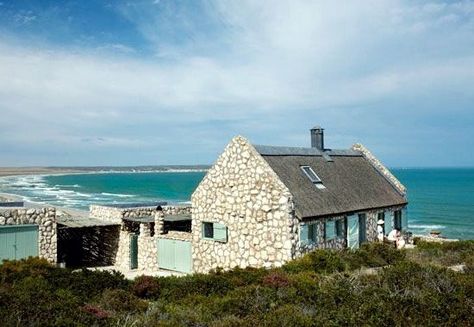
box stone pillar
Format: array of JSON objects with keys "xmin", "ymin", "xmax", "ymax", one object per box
[
  {"xmin": 138, "ymin": 223, "xmax": 159, "ymax": 272},
  {"xmin": 39, "ymin": 207, "xmax": 57, "ymax": 263},
  {"xmin": 140, "ymin": 223, "xmax": 151, "ymax": 237},
  {"xmin": 366, "ymin": 212, "xmax": 378, "ymax": 242},
  {"xmin": 154, "ymin": 211, "xmax": 165, "ymax": 235},
  {"xmin": 115, "ymin": 230, "xmax": 131, "ymax": 270}
]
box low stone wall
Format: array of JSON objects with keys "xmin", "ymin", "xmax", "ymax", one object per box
[
  {"xmin": 162, "ymin": 206, "xmax": 192, "ymax": 216},
  {"xmin": 89, "ymin": 205, "xmax": 123, "ymax": 223},
  {"xmin": 0, "ymin": 207, "xmax": 57, "ymax": 263},
  {"xmin": 90, "ymin": 205, "xmax": 166, "ymax": 223}
]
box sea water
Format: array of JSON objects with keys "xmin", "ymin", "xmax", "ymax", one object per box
[
  {"xmin": 392, "ymin": 168, "xmax": 474, "ymax": 240},
  {"xmin": 0, "ymin": 168, "xmax": 473, "ymax": 239}
]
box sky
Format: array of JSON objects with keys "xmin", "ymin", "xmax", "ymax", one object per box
[{"xmin": 0, "ymin": 0, "xmax": 473, "ymax": 167}]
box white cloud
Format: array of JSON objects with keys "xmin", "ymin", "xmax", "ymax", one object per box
[{"xmin": 0, "ymin": 0, "xmax": 473, "ymax": 166}]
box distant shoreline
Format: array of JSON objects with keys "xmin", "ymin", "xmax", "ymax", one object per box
[{"xmin": 0, "ymin": 166, "xmax": 210, "ymax": 178}]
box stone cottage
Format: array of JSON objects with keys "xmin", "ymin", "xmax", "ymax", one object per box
[{"xmin": 191, "ymin": 126, "xmax": 408, "ymax": 273}]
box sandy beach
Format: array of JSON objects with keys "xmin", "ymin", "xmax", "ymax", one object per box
[{"xmin": 0, "ymin": 167, "xmax": 84, "ymax": 177}]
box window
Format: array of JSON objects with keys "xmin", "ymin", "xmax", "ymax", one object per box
[
  {"xmin": 335, "ymin": 219, "xmax": 344, "ymax": 238},
  {"xmin": 394, "ymin": 210, "xmax": 402, "ymax": 230},
  {"xmin": 203, "ymin": 222, "xmax": 214, "ymax": 239},
  {"xmin": 202, "ymin": 222, "xmax": 228, "ymax": 242},
  {"xmin": 301, "ymin": 166, "xmax": 326, "ymax": 189},
  {"xmin": 301, "ymin": 166, "xmax": 322, "ymax": 183},
  {"xmin": 325, "ymin": 220, "xmax": 336, "ymax": 240},
  {"xmin": 300, "ymin": 223, "xmax": 318, "ymax": 246},
  {"xmin": 377, "ymin": 212, "xmax": 385, "ymax": 234}
]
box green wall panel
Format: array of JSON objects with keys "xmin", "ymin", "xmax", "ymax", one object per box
[
  {"xmin": 158, "ymin": 239, "xmax": 192, "ymax": 273},
  {"xmin": 0, "ymin": 225, "xmax": 38, "ymax": 261}
]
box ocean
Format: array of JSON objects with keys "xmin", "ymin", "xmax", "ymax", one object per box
[{"xmin": 0, "ymin": 168, "xmax": 473, "ymax": 240}]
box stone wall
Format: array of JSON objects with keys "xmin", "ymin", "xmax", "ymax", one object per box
[
  {"xmin": 159, "ymin": 230, "xmax": 192, "ymax": 241},
  {"xmin": 191, "ymin": 136, "xmax": 295, "ymax": 273},
  {"xmin": 366, "ymin": 211, "xmax": 379, "ymax": 242},
  {"xmin": 0, "ymin": 207, "xmax": 57, "ymax": 263},
  {"xmin": 90, "ymin": 205, "xmax": 165, "ymax": 223},
  {"xmin": 296, "ymin": 216, "xmax": 347, "ymax": 256},
  {"xmin": 89, "ymin": 205, "xmax": 123, "ymax": 223}
]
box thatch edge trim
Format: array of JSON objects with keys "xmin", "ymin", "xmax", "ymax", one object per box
[{"xmin": 351, "ymin": 143, "xmax": 407, "ymax": 196}]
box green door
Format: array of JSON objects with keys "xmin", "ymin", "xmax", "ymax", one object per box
[
  {"xmin": 130, "ymin": 234, "xmax": 138, "ymax": 270},
  {"xmin": 157, "ymin": 239, "xmax": 192, "ymax": 273},
  {"xmin": 347, "ymin": 215, "xmax": 359, "ymax": 250},
  {"xmin": 0, "ymin": 225, "xmax": 38, "ymax": 261}
]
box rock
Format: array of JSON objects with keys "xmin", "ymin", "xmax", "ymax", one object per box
[{"xmin": 261, "ymin": 205, "xmax": 271, "ymax": 213}]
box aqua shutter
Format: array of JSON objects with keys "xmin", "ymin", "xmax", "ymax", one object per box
[
  {"xmin": 300, "ymin": 224, "xmax": 309, "ymax": 245},
  {"xmin": 326, "ymin": 221, "xmax": 336, "ymax": 240},
  {"xmin": 384, "ymin": 212, "xmax": 393, "ymax": 234},
  {"xmin": 213, "ymin": 223, "xmax": 228, "ymax": 242}
]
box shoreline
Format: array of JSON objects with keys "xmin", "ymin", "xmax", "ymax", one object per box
[
  {"xmin": 0, "ymin": 191, "xmax": 90, "ymax": 219},
  {"xmin": 0, "ymin": 166, "xmax": 209, "ymax": 178}
]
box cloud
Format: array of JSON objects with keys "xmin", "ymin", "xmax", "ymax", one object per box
[{"xmin": 0, "ymin": 0, "xmax": 473, "ymax": 166}]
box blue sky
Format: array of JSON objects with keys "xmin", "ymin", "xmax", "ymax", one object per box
[{"xmin": 0, "ymin": 0, "xmax": 473, "ymax": 167}]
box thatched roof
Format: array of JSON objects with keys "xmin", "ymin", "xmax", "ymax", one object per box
[{"xmin": 256, "ymin": 146, "xmax": 407, "ymax": 219}]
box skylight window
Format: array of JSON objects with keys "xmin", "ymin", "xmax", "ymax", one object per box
[{"xmin": 300, "ymin": 166, "xmax": 325, "ymax": 189}]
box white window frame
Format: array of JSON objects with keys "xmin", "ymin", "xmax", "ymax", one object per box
[{"xmin": 300, "ymin": 166, "xmax": 322, "ymax": 183}]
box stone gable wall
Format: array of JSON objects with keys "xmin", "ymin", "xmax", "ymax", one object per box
[
  {"xmin": 191, "ymin": 136, "xmax": 296, "ymax": 273},
  {"xmin": 0, "ymin": 207, "xmax": 57, "ymax": 263}
]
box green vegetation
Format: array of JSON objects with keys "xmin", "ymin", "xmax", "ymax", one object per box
[{"xmin": 0, "ymin": 241, "xmax": 472, "ymax": 326}]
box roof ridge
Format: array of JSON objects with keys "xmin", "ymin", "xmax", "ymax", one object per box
[{"xmin": 253, "ymin": 144, "xmax": 361, "ymax": 157}]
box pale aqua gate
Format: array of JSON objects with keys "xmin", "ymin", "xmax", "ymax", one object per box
[
  {"xmin": 0, "ymin": 225, "xmax": 39, "ymax": 261},
  {"xmin": 157, "ymin": 239, "xmax": 192, "ymax": 273},
  {"xmin": 347, "ymin": 215, "xmax": 359, "ymax": 250}
]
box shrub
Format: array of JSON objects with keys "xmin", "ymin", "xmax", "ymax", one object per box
[
  {"xmin": 131, "ymin": 275, "xmax": 161, "ymax": 299},
  {"xmin": 81, "ymin": 304, "xmax": 111, "ymax": 320},
  {"xmin": 262, "ymin": 271, "xmax": 290, "ymax": 288},
  {"xmin": 99, "ymin": 289, "xmax": 148, "ymax": 314},
  {"xmin": 308, "ymin": 250, "xmax": 346, "ymax": 273}
]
